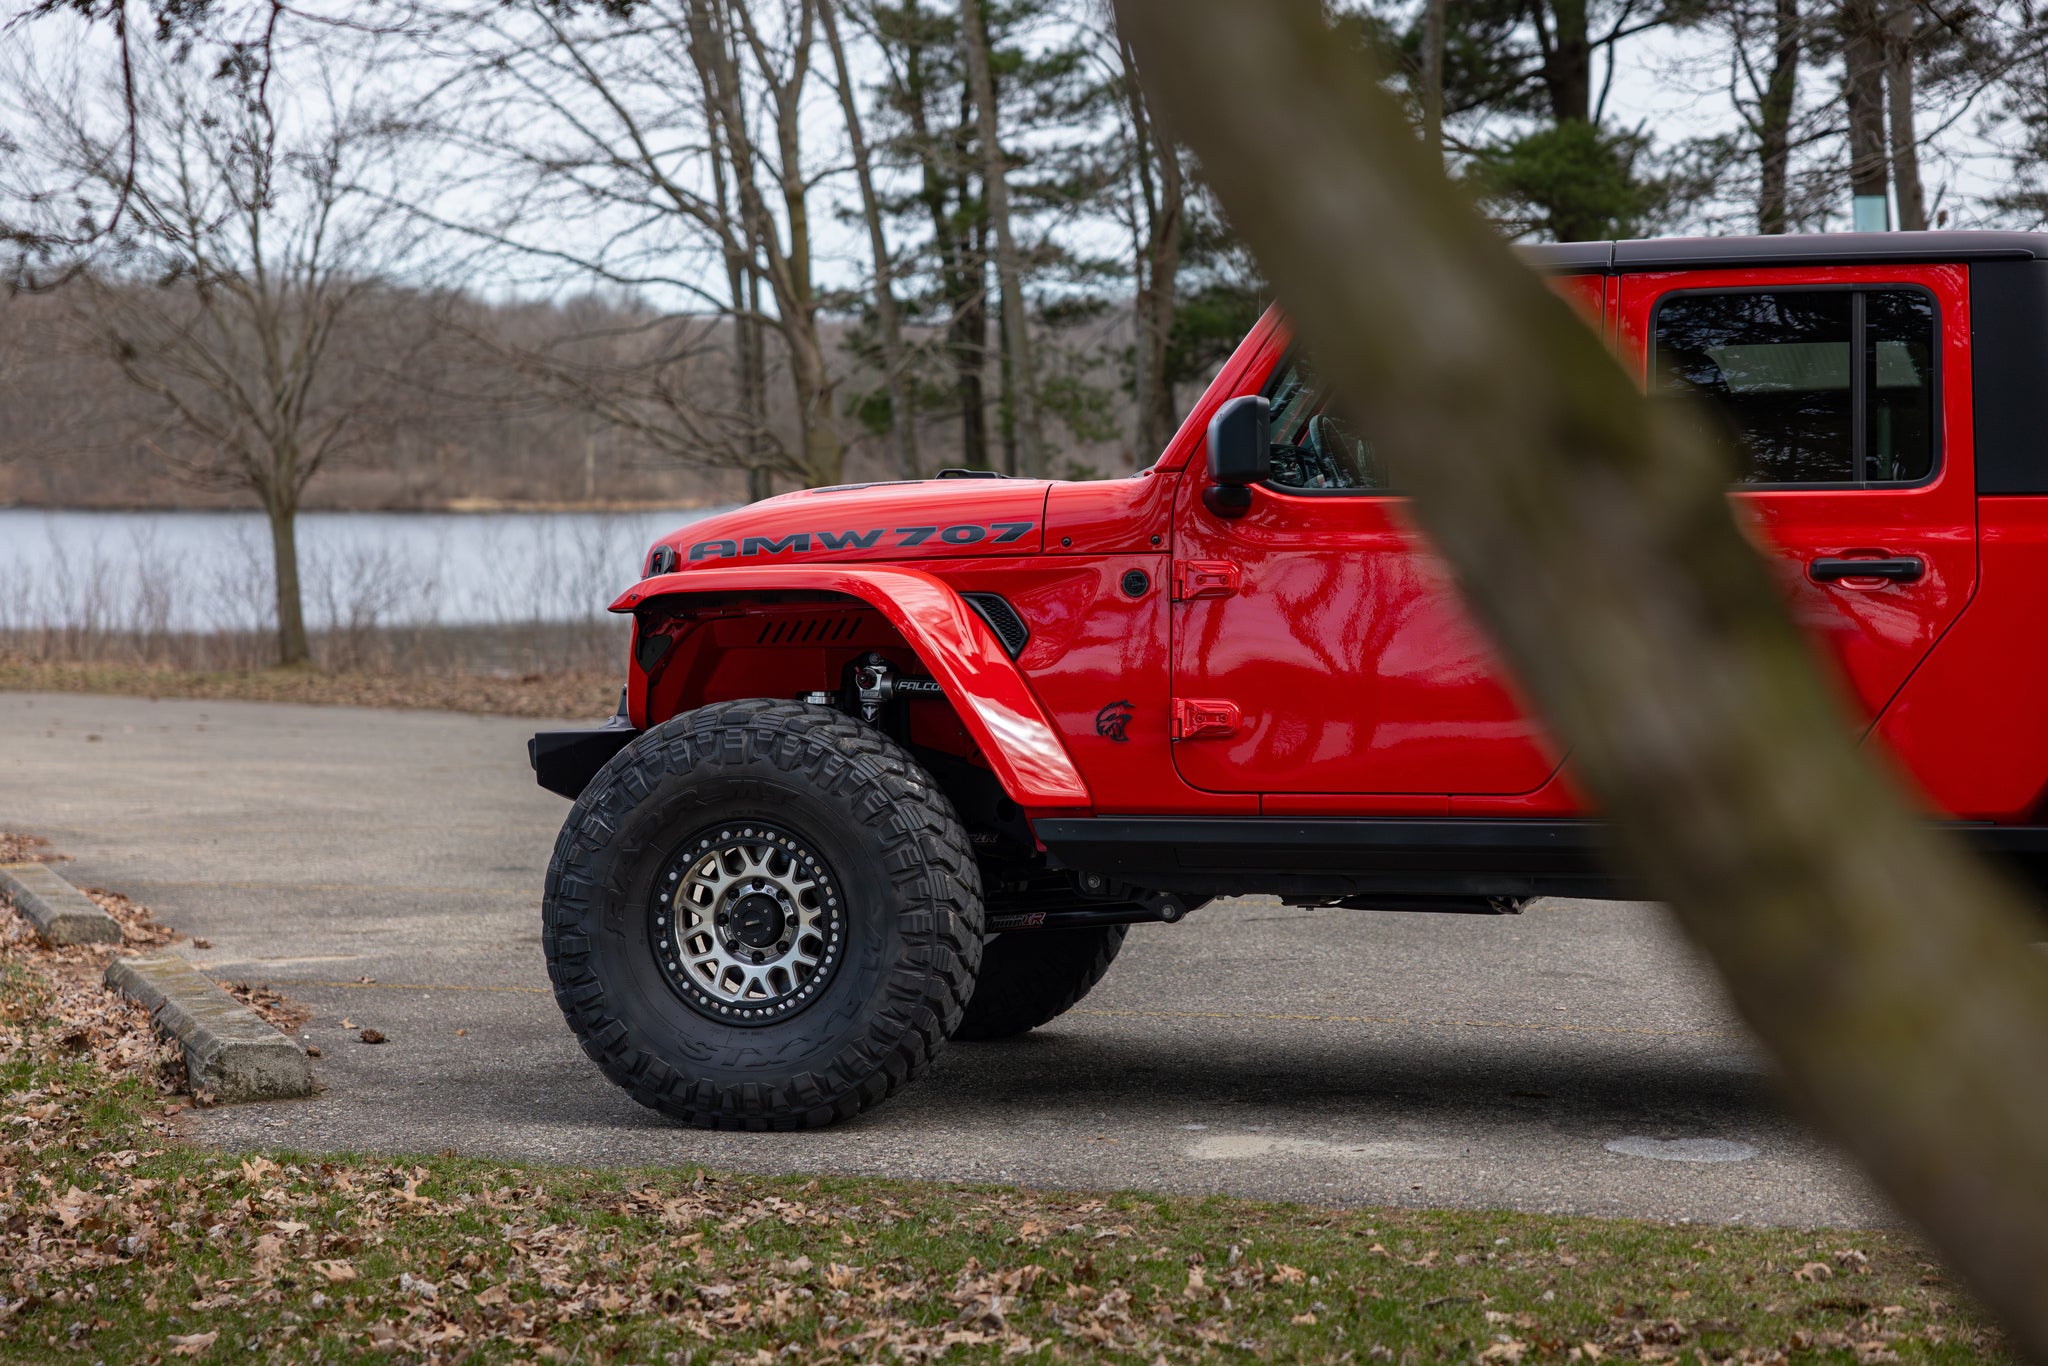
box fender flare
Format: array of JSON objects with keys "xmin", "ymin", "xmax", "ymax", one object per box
[{"xmin": 613, "ymin": 564, "xmax": 1092, "ymax": 811}]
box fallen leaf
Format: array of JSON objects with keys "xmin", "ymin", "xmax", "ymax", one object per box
[
  {"xmin": 359, "ymin": 1028, "xmax": 386, "ymax": 1044},
  {"xmin": 1796, "ymin": 1262, "xmax": 1836, "ymax": 1283},
  {"xmin": 312, "ymin": 1260, "xmax": 358, "ymax": 1283},
  {"xmin": 168, "ymin": 1331, "xmax": 218, "ymax": 1356}
]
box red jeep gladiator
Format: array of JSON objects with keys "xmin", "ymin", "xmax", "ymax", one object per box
[{"xmin": 531, "ymin": 230, "xmax": 2048, "ymax": 1130}]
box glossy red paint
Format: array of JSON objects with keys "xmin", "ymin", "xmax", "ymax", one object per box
[
  {"xmin": 1162, "ymin": 277, "xmax": 1602, "ymax": 802},
  {"xmin": 1170, "ymin": 474, "xmax": 1563, "ymax": 796},
  {"xmin": 614, "ymin": 565, "xmax": 1091, "ymax": 810},
  {"xmin": 925, "ymin": 553, "xmax": 1257, "ymax": 816},
  {"xmin": 646, "ymin": 478, "xmax": 1051, "ymax": 571},
  {"xmin": 1042, "ymin": 469, "xmax": 1180, "ymax": 554},
  {"xmin": 591, "ymin": 249, "xmax": 2027, "ymax": 835},
  {"xmin": 1874, "ymin": 496, "xmax": 2048, "ymax": 821},
  {"xmin": 1613, "ymin": 265, "xmax": 1979, "ymax": 735}
]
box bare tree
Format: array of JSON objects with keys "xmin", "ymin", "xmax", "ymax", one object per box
[
  {"xmin": 424, "ymin": 1, "xmax": 844, "ymax": 495},
  {"xmin": 1114, "ymin": 0, "xmax": 2048, "ymax": 1355},
  {"xmin": 8, "ymin": 35, "xmax": 411, "ymax": 666},
  {"xmin": 1842, "ymin": 0, "xmax": 1891, "ymax": 225},
  {"xmin": 1756, "ymin": 0, "xmax": 1803, "ymax": 232},
  {"xmin": 1420, "ymin": 0, "xmax": 1446, "ymax": 158},
  {"xmin": 1885, "ymin": 0, "xmax": 1929, "ymax": 230},
  {"xmin": 822, "ymin": 0, "xmax": 921, "ymax": 481},
  {"xmin": 1099, "ymin": 27, "xmax": 1186, "ymax": 461},
  {"xmin": 959, "ymin": 0, "xmax": 1045, "ymax": 478}
]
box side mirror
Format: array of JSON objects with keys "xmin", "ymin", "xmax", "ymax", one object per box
[{"xmin": 1204, "ymin": 395, "xmax": 1270, "ymax": 518}]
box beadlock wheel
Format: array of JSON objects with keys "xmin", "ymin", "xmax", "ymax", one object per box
[{"xmin": 651, "ymin": 823, "xmax": 846, "ymax": 1024}]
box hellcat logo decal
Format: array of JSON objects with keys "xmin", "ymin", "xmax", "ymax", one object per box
[
  {"xmin": 1095, "ymin": 700, "xmax": 1135, "ymax": 743},
  {"xmin": 688, "ymin": 521, "xmax": 1035, "ymax": 562}
]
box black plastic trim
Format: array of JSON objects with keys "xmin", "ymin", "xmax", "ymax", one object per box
[
  {"xmin": 1970, "ymin": 258, "xmax": 2048, "ymax": 495},
  {"xmin": 1034, "ymin": 816, "xmax": 2048, "ymax": 901},
  {"xmin": 1514, "ymin": 231, "xmax": 2048, "ymax": 277},
  {"xmin": 529, "ymin": 719, "xmax": 641, "ymax": 799}
]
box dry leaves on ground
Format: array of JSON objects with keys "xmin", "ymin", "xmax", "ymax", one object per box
[
  {"xmin": 0, "ymin": 832, "xmax": 64, "ymax": 864},
  {"xmin": 83, "ymin": 888, "xmax": 183, "ymax": 949},
  {"xmin": 220, "ymin": 981, "xmax": 313, "ymax": 1033}
]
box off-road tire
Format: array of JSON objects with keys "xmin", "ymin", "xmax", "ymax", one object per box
[
  {"xmin": 541, "ymin": 699, "xmax": 983, "ymax": 1130},
  {"xmin": 951, "ymin": 924, "xmax": 1127, "ymax": 1041}
]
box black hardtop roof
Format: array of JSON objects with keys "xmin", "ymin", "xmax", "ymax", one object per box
[{"xmin": 1519, "ymin": 230, "xmax": 2048, "ymax": 274}]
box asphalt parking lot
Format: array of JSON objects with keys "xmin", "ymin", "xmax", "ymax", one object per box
[{"xmin": 2, "ymin": 690, "xmax": 1886, "ymax": 1227}]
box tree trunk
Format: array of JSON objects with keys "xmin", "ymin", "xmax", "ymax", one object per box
[
  {"xmin": 1757, "ymin": 0, "xmax": 1801, "ymax": 234},
  {"xmin": 959, "ymin": 0, "xmax": 1044, "ymax": 478},
  {"xmin": 1119, "ymin": 35, "xmax": 1184, "ymax": 461},
  {"xmin": 1540, "ymin": 0, "xmax": 1592, "ymax": 123},
  {"xmin": 905, "ymin": 45, "xmax": 989, "ymax": 470},
  {"xmin": 266, "ymin": 493, "xmax": 309, "ymax": 667},
  {"xmin": 821, "ymin": 0, "xmax": 920, "ymax": 481},
  {"xmin": 1843, "ymin": 0, "xmax": 1890, "ymax": 225},
  {"xmin": 696, "ymin": 13, "xmax": 775, "ymax": 497},
  {"xmin": 1111, "ymin": 0, "xmax": 2048, "ymax": 1358},
  {"xmin": 1885, "ymin": 1, "xmax": 1928, "ymax": 232},
  {"xmin": 1421, "ymin": 0, "xmax": 1446, "ymax": 158}
]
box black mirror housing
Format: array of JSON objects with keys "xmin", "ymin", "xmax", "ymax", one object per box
[{"xmin": 1204, "ymin": 394, "xmax": 1270, "ymax": 518}]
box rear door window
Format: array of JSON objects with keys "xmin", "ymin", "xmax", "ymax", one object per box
[{"xmin": 1652, "ymin": 288, "xmax": 1938, "ymax": 486}]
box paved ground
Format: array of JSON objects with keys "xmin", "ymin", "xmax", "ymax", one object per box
[{"xmin": 2, "ymin": 691, "xmax": 1887, "ymax": 1227}]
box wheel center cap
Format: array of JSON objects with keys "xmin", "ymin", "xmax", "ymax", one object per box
[{"xmin": 730, "ymin": 893, "xmax": 786, "ymax": 948}]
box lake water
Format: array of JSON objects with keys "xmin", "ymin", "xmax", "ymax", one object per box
[{"xmin": 0, "ymin": 506, "xmax": 730, "ymax": 631}]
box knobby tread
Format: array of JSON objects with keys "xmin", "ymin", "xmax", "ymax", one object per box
[
  {"xmin": 541, "ymin": 700, "xmax": 983, "ymax": 1130},
  {"xmin": 951, "ymin": 924, "xmax": 1127, "ymax": 1042}
]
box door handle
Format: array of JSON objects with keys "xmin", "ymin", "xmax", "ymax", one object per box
[{"xmin": 1809, "ymin": 556, "xmax": 1925, "ymax": 584}]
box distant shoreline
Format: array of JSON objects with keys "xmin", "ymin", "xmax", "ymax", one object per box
[{"xmin": 0, "ymin": 498, "xmax": 725, "ymax": 516}]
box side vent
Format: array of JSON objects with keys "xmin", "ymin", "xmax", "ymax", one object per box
[
  {"xmin": 963, "ymin": 593, "xmax": 1029, "ymax": 659},
  {"xmin": 756, "ymin": 616, "xmax": 863, "ymax": 646}
]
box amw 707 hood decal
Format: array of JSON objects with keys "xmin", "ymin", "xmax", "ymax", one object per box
[{"xmin": 689, "ymin": 520, "xmax": 1036, "ymax": 562}]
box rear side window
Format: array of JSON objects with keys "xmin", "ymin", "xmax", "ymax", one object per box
[{"xmin": 1652, "ymin": 288, "xmax": 1938, "ymax": 487}]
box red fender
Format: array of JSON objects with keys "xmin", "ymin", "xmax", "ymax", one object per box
[{"xmin": 613, "ymin": 564, "xmax": 1092, "ymax": 812}]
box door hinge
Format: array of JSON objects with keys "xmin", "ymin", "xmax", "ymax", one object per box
[
  {"xmin": 1172, "ymin": 697, "xmax": 1241, "ymax": 740},
  {"xmin": 1174, "ymin": 561, "xmax": 1241, "ymax": 600}
]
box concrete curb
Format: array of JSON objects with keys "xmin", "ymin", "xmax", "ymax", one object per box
[
  {"xmin": 0, "ymin": 862, "xmax": 123, "ymax": 946},
  {"xmin": 105, "ymin": 954, "xmax": 314, "ymax": 1101}
]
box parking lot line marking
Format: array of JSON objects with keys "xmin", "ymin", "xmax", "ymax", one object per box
[
  {"xmin": 113, "ymin": 879, "xmax": 536, "ymax": 897},
  {"xmin": 263, "ymin": 978, "xmax": 549, "ymax": 995},
  {"xmin": 254, "ymin": 977, "xmax": 1739, "ymax": 1037},
  {"xmin": 1073, "ymin": 1006, "xmax": 1742, "ymax": 1040}
]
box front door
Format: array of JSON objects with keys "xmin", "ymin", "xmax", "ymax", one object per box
[
  {"xmin": 1168, "ymin": 351, "xmax": 1562, "ymax": 797},
  {"xmin": 1615, "ymin": 265, "xmax": 1976, "ymax": 730}
]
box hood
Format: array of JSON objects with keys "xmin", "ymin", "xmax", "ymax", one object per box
[{"xmin": 647, "ymin": 477, "xmax": 1051, "ymax": 572}]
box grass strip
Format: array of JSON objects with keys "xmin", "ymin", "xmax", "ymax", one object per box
[{"xmin": 0, "ymin": 905, "xmax": 2012, "ymax": 1364}]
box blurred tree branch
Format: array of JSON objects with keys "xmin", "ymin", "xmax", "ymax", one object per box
[{"xmin": 1110, "ymin": 0, "xmax": 2048, "ymax": 1355}]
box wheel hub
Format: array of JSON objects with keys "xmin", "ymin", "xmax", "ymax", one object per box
[
  {"xmin": 726, "ymin": 890, "xmax": 789, "ymax": 950},
  {"xmin": 649, "ymin": 824, "xmax": 844, "ymax": 1025}
]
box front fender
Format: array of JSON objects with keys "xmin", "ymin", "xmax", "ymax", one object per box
[{"xmin": 613, "ymin": 565, "xmax": 1091, "ymax": 812}]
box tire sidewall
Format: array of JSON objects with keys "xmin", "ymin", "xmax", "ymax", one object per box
[{"xmin": 541, "ymin": 702, "xmax": 976, "ymax": 1123}]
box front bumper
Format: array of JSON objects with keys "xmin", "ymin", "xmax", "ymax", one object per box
[{"xmin": 529, "ymin": 715, "xmax": 642, "ymax": 798}]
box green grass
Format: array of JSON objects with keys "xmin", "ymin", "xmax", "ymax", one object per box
[{"xmin": 0, "ymin": 956, "xmax": 2011, "ymax": 1365}]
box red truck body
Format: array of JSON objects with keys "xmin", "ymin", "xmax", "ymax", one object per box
[
  {"xmin": 529, "ymin": 230, "xmax": 2048, "ymax": 1128},
  {"xmin": 544, "ymin": 231, "xmax": 2048, "ymax": 906}
]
